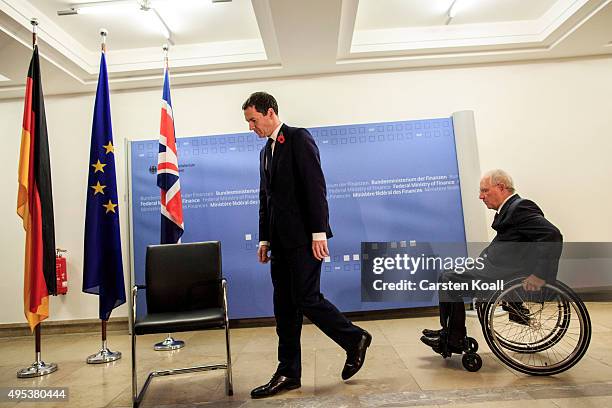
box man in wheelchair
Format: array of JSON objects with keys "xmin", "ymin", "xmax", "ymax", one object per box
[{"xmin": 420, "ymin": 169, "xmax": 563, "ymax": 356}]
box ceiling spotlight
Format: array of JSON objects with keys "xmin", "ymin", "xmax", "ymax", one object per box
[
  {"xmin": 57, "ymin": 0, "xmax": 175, "ymax": 44},
  {"xmin": 445, "ymin": 0, "xmax": 462, "ymax": 25},
  {"xmin": 151, "ymin": 8, "xmax": 171, "ymax": 42},
  {"xmin": 58, "ymin": 0, "xmax": 231, "ymax": 14},
  {"xmin": 57, "ymin": 0, "xmax": 138, "ymax": 16},
  {"xmin": 448, "ymin": 0, "xmax": 461, "ymax": 19}
]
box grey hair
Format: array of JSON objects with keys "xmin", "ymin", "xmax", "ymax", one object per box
[{"xmin": 483, "ymin": 169, "xmax": 515, "ymax": 193}]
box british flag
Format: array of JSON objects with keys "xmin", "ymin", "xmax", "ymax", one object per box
[{"xmin": 157, "ymin": 67, "xmax": 184, "ymax": 244}]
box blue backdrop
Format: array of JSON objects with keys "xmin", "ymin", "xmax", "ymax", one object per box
[{"xmin": 129, "ymin": 116, "xmax": 466, "ymax": 318}]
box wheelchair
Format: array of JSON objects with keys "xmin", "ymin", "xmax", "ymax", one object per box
[{"xmin": 438, "ymin": 278, "xmax": 592, "ymax": 375}]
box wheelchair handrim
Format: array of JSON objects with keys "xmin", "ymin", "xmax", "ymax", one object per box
[{"xmin": 483, "ymin": 280, "xmax": 591, "ymax": 375}]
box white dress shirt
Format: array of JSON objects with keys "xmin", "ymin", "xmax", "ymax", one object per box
[{"xmin": 497, "ymin": 193, "xmax": 517, "ymax": 214}]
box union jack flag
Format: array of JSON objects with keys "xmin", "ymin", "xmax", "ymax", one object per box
[{"xmin": 157, "ymin": 66, "xmax": 184, "ymax": 244}]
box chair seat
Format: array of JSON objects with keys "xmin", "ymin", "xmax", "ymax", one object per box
[{"xmin": 134, "ymin": 308, "xmax": 225, "ymax": 335}]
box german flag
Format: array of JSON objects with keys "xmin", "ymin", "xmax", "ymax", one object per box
[{"xmin": 16, "ymin": 45, "xmax": 56, "ymax": 331}]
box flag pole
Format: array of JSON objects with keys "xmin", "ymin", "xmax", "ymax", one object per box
[
  {"xmin": 17, "ymin": 18, "xmax": 58, "ymax": 378},
  {"xmin": 18, "ymin": 324, "xmax": 58, "ymax": 377},
  {"xmin": 85, "ymin": 28, "xmax": 122, "ymax": 365},
  {"xmin": 31, "ymin": 17, "xmax": 37, "ymax": 47},
  {"xmin": 101, "ymin": 27, "xmax": 107, "ymax": 53},
  {"xmin": 154, "ymin": 43, "xmax": 185, "ymax": 352}
]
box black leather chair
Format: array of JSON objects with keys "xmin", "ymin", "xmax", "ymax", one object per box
[{"xmin": 131, "ymin": 241, "xmax": 232, "ymax": 407}]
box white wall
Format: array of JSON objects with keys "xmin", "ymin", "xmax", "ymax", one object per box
[{"xmin": 2, "ymin": 56, "xmax": 611, "ymax": 324}]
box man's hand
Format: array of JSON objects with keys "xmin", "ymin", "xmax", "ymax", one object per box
[
  {"xmin": 523, "ymin": 274, "xmax": 546, "ymax": 291},
  {"xmin": 257, "ymin": 245, "xmax": 270, "ymax": 264},
  {"xmin": 312, "ymin": 239, "xmax": 329, "ymax": 261}
]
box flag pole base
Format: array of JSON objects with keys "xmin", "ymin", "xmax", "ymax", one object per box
[
  {"xmin": 154, "ymin": 335, "xmax": 184, "ymax": 351},
  {"xmin": 86, "ymin": 348, "xmax": 122, "ymax": 364},
  {"xmin": 17, "ymin": 360, "xmax": 58, "ymax": 378},
  {"xmin": 86, "ymin": 321, "xmax": 122, "ymax": 363},
  {"xmin": 18, "ymin": 326, "xmax": 57, "ymax": 377}
]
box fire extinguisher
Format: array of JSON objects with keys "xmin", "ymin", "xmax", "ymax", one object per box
[{"xmin": 56, "ymin": 248, "xmax": 68, "ymax": 295}]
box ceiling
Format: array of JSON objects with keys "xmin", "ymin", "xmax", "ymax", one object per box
[
  {"xmin": 354, "ymin": 0, "xmax": 560, "ymax": 28},
  {"xmin": 0, "ymin": 0, "xmax": 611, "ymax": 99}
]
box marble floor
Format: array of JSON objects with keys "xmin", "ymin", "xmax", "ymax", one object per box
[{"xmin": 2, "ymin": 302, "xmax": 612, "ymax": 407}]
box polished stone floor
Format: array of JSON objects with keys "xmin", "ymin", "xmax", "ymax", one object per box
[{"xmin": 2, "ymin": 302, "xmax": 612, "ymax": 407}]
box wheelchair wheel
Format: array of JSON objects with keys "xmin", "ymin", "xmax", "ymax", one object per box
[
  {"xmin": 486, "ymin": 296, "xmax": 570, "ymax": 354},
  {"xmin": 466, "ymin": 337, "xmax": 479, "ymax": 353},
  {"xmin": 482, "ymin": 280, "xmax": 591, "ymax": 376},
  {"xmin": 462, "ymin": 353, "xmax": 482, "ymax": 372}
]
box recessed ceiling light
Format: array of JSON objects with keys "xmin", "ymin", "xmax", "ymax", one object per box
[{"xmin": 0, "ymin": 73, "xmax": 10, "ymax": 82}]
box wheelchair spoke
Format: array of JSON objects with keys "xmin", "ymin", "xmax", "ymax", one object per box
[{"xmin": 484, "ymin": 280, "xmax": 591, "ymax": 375}]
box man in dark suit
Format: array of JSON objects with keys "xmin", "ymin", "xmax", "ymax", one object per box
[
  {"xmin": 243, "ymin": 92, "xmax": 372, "ymax": 398},
  {"xmin": 420, "ymin": 169, "xmax": 563, "ymax": 352}
]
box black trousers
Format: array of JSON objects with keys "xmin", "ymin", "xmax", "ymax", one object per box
[
  {"xmin": 270, "ymin": 244, "xmax": 362, "ymax": 378},
  {"xmin": 438, "ymin": 271, "xmax": 475, "ymax": 345}
]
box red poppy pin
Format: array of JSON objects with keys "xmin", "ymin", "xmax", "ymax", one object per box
[{"xmin": 277, "ymin": 133, "xmax": 285, "ymax": 144}]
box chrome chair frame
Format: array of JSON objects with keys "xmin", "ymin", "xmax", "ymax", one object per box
[{"xmin": 131, "ymin": 279, "xmax": 233, "ymax": 407}]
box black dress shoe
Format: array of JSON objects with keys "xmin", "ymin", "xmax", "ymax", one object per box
[
  {"xmin": 342, "ymin": 330, "xmax": 372, "ymax": 380},
  {"xmin": 503, "ymin": 302, "xmax": 530, "ymax": 325},
  {"xmin": 250, "ymin": 373, "xmax": 301, "ymax": 399},
  {"xmin": 420, "ymin": 335, "xmax": 463, "ymax": 354},
  {"xmin": 422, "ymin": 328, "xmax": 443, "ymax": 338}
]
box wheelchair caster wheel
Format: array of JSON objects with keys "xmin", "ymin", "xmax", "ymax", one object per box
[
  {"xmin": 462, "ymin": 353, "xmax": 482, "ymax": 372},
  {"xmin": 466, "ymin": 337, "xmax": 478, "ymax": 353}
]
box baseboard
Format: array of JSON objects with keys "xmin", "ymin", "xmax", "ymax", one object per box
[
  {"xmin": 0, "ymin": 317, "xmax": 129, "ymax": 338},
  {"xmin": 229, "ymin": 306, "xmax": 440, "ymax": 328},
  {"xmin": 573, "ymin": 286, "xmax": 612, "ymax": 301},
  {"xmin": 1, "ymin": 306, "xmax": 440, "ymax": 337}
]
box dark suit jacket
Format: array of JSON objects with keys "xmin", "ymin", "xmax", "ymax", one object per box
[
  {"xmin": 479, "ymin": 194, "xmax": 563, "ymax": 282},
  {"xmin": 259, "ymin": 124, "xmax": 333, "ymax": 249}
]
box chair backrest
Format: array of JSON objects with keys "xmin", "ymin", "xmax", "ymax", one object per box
[{"xmin": 145, "ymin": 241, "xmax": 222, "ymax": 314}]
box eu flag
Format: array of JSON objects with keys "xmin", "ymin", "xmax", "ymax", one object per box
[{"xmin": 83, "ymin": 52, "xmax": 126, "ymax": 320}]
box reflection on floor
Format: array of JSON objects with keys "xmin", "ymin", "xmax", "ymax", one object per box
[{"xmin": 1, "ymin": 302, "xmax": 611, "ymax": 407}]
